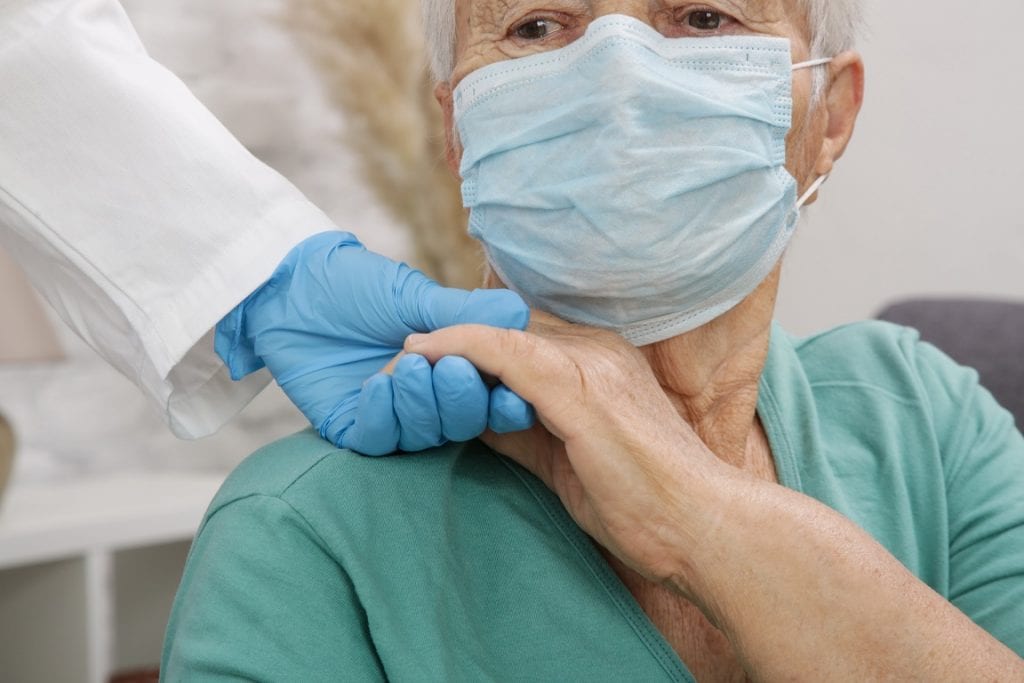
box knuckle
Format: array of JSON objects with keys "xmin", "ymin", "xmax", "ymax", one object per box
[{"xmin": 498, "ymin": 328, "xmax": 536, "ymax": 359}]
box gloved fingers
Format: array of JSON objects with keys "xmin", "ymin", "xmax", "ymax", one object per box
[
  {"xmin": 453, "ymin": 288, "xmax": 531, "ymax": 329},
  {"xmin": 433, "ymin": 356, "xmax": 489, "ymax": 442},
  {"xmin": 395, "ymin": 267, "xmax": 530, "ymax": 332},
  {"xmin": 392, "ymin": 354, "xmax": 446, "ymax": 452},
  {"xmin": 338, "ymin": 373, "xmax": 400, "ymax": 456},
  {"xmin": 488, "ymin": 384, "xmax": 537, "ymax": 434}
]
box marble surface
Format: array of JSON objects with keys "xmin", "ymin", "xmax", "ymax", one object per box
[{"xmin": 1, "ymin": 0, "xmax": 411, "ymax": 486}]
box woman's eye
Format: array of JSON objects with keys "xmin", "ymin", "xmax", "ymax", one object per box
[
  {"xmin": 687, "ymin": 10, "xmax": 723, "ymax": 30},
  {"xmin": 513, "ymin": 18, "xmax": 564, "ymax": 41}
]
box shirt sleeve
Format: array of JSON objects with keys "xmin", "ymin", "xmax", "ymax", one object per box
[
  {"xmin": 162, "ymin": 494, "xmax": 387, "ymax": 681},
  {"xmin": 911, "ymin": 338, "xmax": 1024, "ymax": 655},
  {"xmin": 0, "ymin": 0, "xmax": 338, "ymax": 437}
]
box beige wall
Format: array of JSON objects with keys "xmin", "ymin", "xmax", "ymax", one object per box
[{"xmin": 776, "ymin": 0, "xmax": 1024, "ymax": 335}]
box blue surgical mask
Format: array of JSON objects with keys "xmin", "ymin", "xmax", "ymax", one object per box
[{"xmin": 454, "ymin": 15, "xmax": 830, "ymax": 346}]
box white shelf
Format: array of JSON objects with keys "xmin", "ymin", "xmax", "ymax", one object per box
[
  {"xmin": 0, "ymin": 472, "xmax": 225, "ymax": 683},
  {"xmin": 0, "ymin": 472, "xmax": 223, "ymax": 569}
]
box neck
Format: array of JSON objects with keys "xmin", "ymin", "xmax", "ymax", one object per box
[
  {"xmin": 484, "ymin": 265, "xmax": 780, "ymax": 470},
  {"xmin": 641, "ymin": 282, "xmax": 777, "ymax": 470}
]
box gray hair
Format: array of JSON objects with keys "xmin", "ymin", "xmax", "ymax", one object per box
[{"xmin": 420, "ymin": 0, "xmax": 863, "ymax": 82}]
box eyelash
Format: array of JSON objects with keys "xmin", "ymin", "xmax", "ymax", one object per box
[
  {"xmin": 508, "ymin": 13, "xmax": 575, "ymax": 42},
  {"xmin": 671, "ymin": 5, "xmax": 737, "ymax": 32}
]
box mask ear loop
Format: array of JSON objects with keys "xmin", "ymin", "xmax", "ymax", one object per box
[
  {"xmin": 790, "ymin": 56, "xmax": 834, "ymax": 211},
  {"xmin": 796, "ymin": 173, "xmax": 829, "ymax": 209},
  {"xmin": 792, "ymin": 57, "xmax": 833, "ymax": 71}
]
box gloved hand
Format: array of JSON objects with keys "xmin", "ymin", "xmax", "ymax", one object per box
[{"xmin": 216, "ymin": 231, "xmax": 535, "ymax": 455}]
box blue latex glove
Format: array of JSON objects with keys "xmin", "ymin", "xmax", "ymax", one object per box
[{"xmin": 216, "ymin": 231, "xmax": 536, "ymax": 455}]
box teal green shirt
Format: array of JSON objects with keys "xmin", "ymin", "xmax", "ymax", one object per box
[{"xmin": 162, "ymin": 323, "xmax": 1024, "ymax": 681}]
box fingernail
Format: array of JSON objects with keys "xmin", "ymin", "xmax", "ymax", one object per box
[{"xmin": 406, "ymin": 333, "xmax": 428, "ymax": 349}]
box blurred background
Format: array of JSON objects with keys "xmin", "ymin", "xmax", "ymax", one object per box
[{"xmin": 0, "ymin": 0, "xmax": 1021, "ymax": 681}]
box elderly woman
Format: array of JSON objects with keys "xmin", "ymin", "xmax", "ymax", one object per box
[{"xmin": 162, "ymin": 0, "xmax": 1024, "ymax": 680}]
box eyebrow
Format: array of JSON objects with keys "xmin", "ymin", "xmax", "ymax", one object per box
[
  {"xmin": 705, "ymin": 0, "xmax": 777, "ymax": 19},
  {"xmin": 501, "ymin": 0, "xmax": 589, "ymax": 16}
]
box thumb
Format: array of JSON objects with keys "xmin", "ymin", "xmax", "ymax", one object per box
[
  {"xmin": 453, "ymin": 288, "xmax": 531, "ymax": 329},
  {"xmin": 396, "ymin": 268, "xmax": 529, "ymax": 332}
]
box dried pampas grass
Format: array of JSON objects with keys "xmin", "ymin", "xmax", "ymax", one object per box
[{"xmin": 285, "ymin": 0, "xmax": 482, "ymax": 289}]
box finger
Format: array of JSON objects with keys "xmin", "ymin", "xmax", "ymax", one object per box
[
  {"xmin": 381, "ymin": 351, "xmax": 406, "ymax": 376},
  {"xmin": 452, "ymin": 288, "xmax": 531, "ymax": 329},
  {"xmin": 488, "ymin": 384, "xmax": 536, "ymax": 434},
  {"xmin": 317, "ymin": 394, "xmax": 358, "ymax": 449},
  {"xmin": 338, "ymin": 373, "xmax": 400, "ymax": 456},
  {"xmin": 405, "ymin": 326, "xmax": 581, "ymax": 436},
  {"xmin": 394, "ymin": 267, "xmax": 530, "ymax": 332},
  {"xmin": 433, "ymin": 356, "xmax": 489, "ymax": 442},
  {"xmin": 392, "ymin": 354, "xmax": 445, "ymax": 452}
]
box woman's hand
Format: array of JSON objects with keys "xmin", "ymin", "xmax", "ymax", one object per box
[
  {"xmin": 406, "ymin": 313, "xmax": 1024, "ymax": 680},
  {"xmin": 406, "ymin": 311, "xmax": 731, "ymax": 587}
]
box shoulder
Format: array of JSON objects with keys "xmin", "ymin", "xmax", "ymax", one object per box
[
  {"xmin": 776, "ymin": 324, "xmax": 1024, "ymax": 653},
  {"xmin": 790, "ymin": 319, "xmax": 913, "ymax": 358},
  {"xmin": 777, "ymin": 319, "xmax": 1020, "ymax": 480},
  {"xmin": 784, "ymin": 320, "xmax": 981, "ymax": 406},
  {"xmin": 789, "ymin": 320, "xmax": 932, "ymax": 383},
  {"xmin": 165, "ymin": 431, "xmax": 400, "ymax": 680},
  {"xmin": 201, "ymin": 430, "xmax": 518, "ymax": 547},
  {"xmin": 201, "ymin": 429, "xmax": 339, "ymax": 521}
]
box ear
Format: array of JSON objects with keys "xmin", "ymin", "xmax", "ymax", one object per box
[
  {"xmin": 813, "ymin": 51, "xmax": 865, "ymax": 177},
  {"xmin": 434, "ymin": 82, "xmax": 463, "ymax": 177}
]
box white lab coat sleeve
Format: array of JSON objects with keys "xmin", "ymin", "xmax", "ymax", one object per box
[{"xmin": 0, "ymin": 0, "xmax": 340, "ymax": 438}]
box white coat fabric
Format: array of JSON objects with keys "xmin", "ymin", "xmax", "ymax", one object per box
[{"xmin": 0, "ymin": 0, "xmax": 337, "ymax": 438}]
